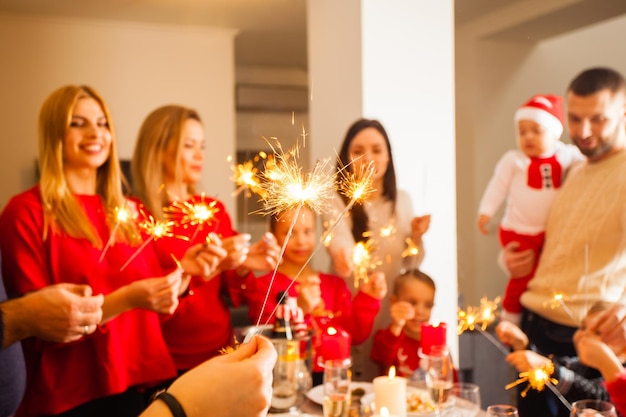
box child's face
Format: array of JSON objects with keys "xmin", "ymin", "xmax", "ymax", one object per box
[
  {"xmin": 392, "ymin": 279, "xmax": 435, "ymax": 337},
  {"xmin": 516, "ymin": 119, "xmax": 558, "ymax": 158},
  {"xmin": 273, "ymin": 207, "xmax": 316, "ymax": 266}
]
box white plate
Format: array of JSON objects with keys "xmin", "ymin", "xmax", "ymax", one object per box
[
  {"xmin": 306, "ymin": 381, "xmax": 374, "ymax": 405},
  {"xmin": 360, "ymin": 387, "xmax": 437, "ymax": 417}
]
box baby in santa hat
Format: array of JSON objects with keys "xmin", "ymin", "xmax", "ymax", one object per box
[{"xmin": 477, "ymin": 94, "xmax": 585, "ymax": 325}]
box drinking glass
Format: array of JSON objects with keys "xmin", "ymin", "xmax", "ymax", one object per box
[
  {"xmin": 270, "ymin": 339, "xmax": 311, "ymax": 413},
  {"xmin": 570, "ymin": 400, "xmax": 617, "ymax": 417},
  {"xmin": 448, "ymin": 382, "xmax": 481, "ymax": 417},
  {"xmin": 486, "ymin": 405, "xmax": 519, "ymax": 417},
  {"xmin": 322, "ymin": 359, "xmax": 352, "ymax": 417},
  {"xmin": 424, "ymin": 345, "xmax": 454, "ymax": 407}
]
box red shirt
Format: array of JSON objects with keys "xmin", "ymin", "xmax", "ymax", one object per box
[
  {"xmin": 371, "ymin": 328, "xmax": 460, "ymax": 380},
  {"xmin": 606, "ymin": 372, "xmax": 626, "ymax": 416},
  {"xmin": 0, "ymin": 186, "xmax": 176, "ymax": 416},
  {"xmin": 150, "ymin": 195, "xmax": 249, "ymax": 370},
  {"xmin": 246, "ymin": 271, "xmax": 381, "ymax": 372}
]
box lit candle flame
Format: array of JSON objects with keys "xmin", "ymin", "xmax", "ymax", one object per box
[{"xmin": 388, "ymin": 366, "xmax": 396, "ymax": 379}]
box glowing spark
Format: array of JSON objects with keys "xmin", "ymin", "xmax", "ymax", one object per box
[
  {"xmin": 164, "ymin": 195, "xmax": 219, "ymax": 229},
  {"xmin": 401, "ymin": 238, "xmax": 420, "ymax": 258},
  {"xmin": 99, "ymin": 204, "xmax": 135, "ymax": 263},
  {"xmin": 478, "ymin": 296, "xmax": 501, "ymax": 329},
  {"xmin": 379, "ymin": 225, "xmax": 396, "ymax": 238},
  {"xmin": 120, "ymin": 214, "xmax": 189, "ymax": 271},
  {"xmin": 258, "ymin": 139, "xmax": 334, "ymax": 215},
  {"xmin": 458, "ymin": 302, "xmax": 510, "ymax": 355},
  {"xmin": 544, "ymin": 291, "xmax": 577, "ymax": 322},
  {"xmin": 231, "ymin": 158, "xmax": 267, "ymax": 199},
  {"xmin": 505, "ymin": 362, "xmax": 557, "ymax": 397},
  {"xmin": 170, "ymin": 254, "xmax": 183, "ymax": 270},
  {"xmin": 226, "ymin": 154, "xmax": 233, "ymax": 163},
  {"xmin": 336, "ymin": 160, "xmax": 376, "ymax": 204},
  {"xmin": 352, "ymin": 240, "xmax": 381, "ymax": 288}
]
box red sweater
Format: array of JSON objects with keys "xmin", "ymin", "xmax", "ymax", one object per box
[
  {"xmin": 606, "ymin": 372, "xmax": 626, "ymax": 416},
  {"xmin": 246, "ymin": 271, "xmax": 381, "ymax": 372},
  {"xmin": 371, "ymin": 329, "xmax": 424, "ymax": 377},
  {"xmin": 150, "ymin": 195, "xmax": 249, "ymax": 370},
  {"xmin": 0, "ymin": 186, "xmax": 176, "ymax": 416}
]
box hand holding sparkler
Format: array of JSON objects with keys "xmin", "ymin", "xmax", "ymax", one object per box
[
  {"xmin": 410, "ymin": 214, "xmax": 431, "ymax": 241},
  {"xmin": 351, "ymin": 240, "xmax": 381, "ymax": 288},
  {"xmin": 359, "ymin": 271, "xmax": 387, "ymax": 300},
  {"xmin": 217, "ymin": 233, "xmax": 252, "ymax": 272},
  {"xmin": 495, "ymin": 320, "xmax": 529, "ymax": 351},
  {"xmin": 505, "ymin": 361, "xmax": 571, "ymax": 411},
  {"xmin": 180, "ymin": 234, "xmax": 228, "ymax": 280},
  {"xmin": 239, "ymin": 232, "xmax": 280, "ymax": 273},
  {"xmin": 123, "ymin": 268, "xmax": 184, "ymax": 315},
  {"xmin": 296, "ymin": 274, "xmax": 323, "ymax": 315}
]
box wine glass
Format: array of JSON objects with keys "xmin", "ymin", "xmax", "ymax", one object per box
[
  {"xmin": 424, "ymin": 345, "xmax": 454, "ymax": 408},
  {"xmin": 570, "ymin": 400, "xmax": 617, "ymax": 417},
  {"xmin": 486, "ymin": 405, "xmax": 519, "ymax": 417},
  {"xmin": 322, "ymin": 359, "xmax": 352, "ymax": 417},
  {"xmin": 447, "ymin": 382, "xmax": 481, "ymax": 417}
]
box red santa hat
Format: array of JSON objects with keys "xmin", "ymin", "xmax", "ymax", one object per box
[{"xmin": 514, "ymin": 94, "xmax": 564, "ymax": 138}]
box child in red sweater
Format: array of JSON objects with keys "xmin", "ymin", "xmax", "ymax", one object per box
[
  {"xmin": 371, "ymin": 270, "xmax": 437, "ymax": 377},
  {"xmin": 246, "ymin": 205, "xmax": 387, "ymax": 385}
]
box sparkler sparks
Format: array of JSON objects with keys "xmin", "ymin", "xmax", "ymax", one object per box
[
  {"xmin": 120, "ymin": 213, "xmax": 189, "ymax": 271},
  {"xmin": 401, "ymin": 237, "xmax": 420, "ymax": 258},
  {"xmin": 457, "ymin": 298, "xmax": 510, "ymax": 355},
  {"xmin": 231, "ymin": 155, "xmax": 268, "ymax": 199},
  {"xmin": 336, "ymin": 160, "xmax": 376, "ymax": 204},
  {"xmin": 99, "ymin": 204, "xmax": 135, "ymax": 263},
  {"xmin": 352, "ymin": 240, "xmax": 381, "ymax": 288},
  {"xmin": 164, "ymin": 195, "xmax": 219, "ymax": 229},
  {"xmin": 258, "ymin": 140, "xmax": 335, "ymax": 216},
  {"xmin": 544, "ymin": 291, "xmax": 577, "ymax": 322},
  {"xmin": 505, "ymin": 363, "xmax": 571, "ymax": 410}
]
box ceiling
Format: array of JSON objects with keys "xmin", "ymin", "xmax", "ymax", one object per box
[{"xmin": 1, "ymin": 0, "xmax": 625, "ymax": 69}]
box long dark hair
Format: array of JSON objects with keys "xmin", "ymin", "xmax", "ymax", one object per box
[{"xmin": 337, "ymin": 118, "xmax": 397, "ymax": 242}]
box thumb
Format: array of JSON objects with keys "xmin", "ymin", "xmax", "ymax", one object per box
[
  {"xmin": 215, "ymin": 336, "xmax": 260, "ymax": 364},
  {"xmin": 504, "ymin": 241, "xmax": 520, "ymax": 252},
  {"xmin": 59, "ymin": 283, "xmax": 93, "ymax": 297}
]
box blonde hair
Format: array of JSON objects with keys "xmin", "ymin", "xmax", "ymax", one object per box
[
  {"xmin": 132, "ymin": 105, "xmax": 201, "ymax": 219},
  {"xmin": 38, "ymin": 85, "xmax": 134, "ymax": 247}
]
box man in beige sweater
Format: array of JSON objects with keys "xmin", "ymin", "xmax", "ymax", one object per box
[
  {"xmin": 504, "ymin": 67, "xmax": 626, "ymax": 355},
  {"xmin": 503, "ymin": 67, "xmax": 626, "ymax": 416}
]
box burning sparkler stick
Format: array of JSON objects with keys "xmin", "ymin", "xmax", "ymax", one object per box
[
  {"xmin": 120, "ymin": 214, "xmax": 189, "ymax": 271},
  {"xmin": 246, "ymin": 139, "xmax": 335, "ymax": 341},
  {"xmin": 99, "ymin": 204, "xmax": 134, "ymax": 263},
  {"xmin": 457, "ymin": 298, "xmax": 510, "ymax": 355},
  {"xmin": 505, "ymin": 363, "xmax": 572, "ymax": 411},
  {"xmin": 544, "ymin": 291, "xmax": 577, "ymax": 323}
]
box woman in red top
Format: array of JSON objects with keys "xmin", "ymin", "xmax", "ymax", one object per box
[
  {"xmin": 131, "ymin": 105, "xmax": 279, "ymax": 372},
  {"xmin": 0, "ymin": 86, "xmax": 223, "ymax": 417}
]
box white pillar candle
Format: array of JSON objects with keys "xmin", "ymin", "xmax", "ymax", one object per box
[{"xmin": 373, "ymin": 367, "xmax": 407, "ymax": 417}]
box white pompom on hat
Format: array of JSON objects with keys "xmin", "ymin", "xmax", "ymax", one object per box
[{"xmin": 514, "ymin": 94, "xmax": 564, "ymax": 138}]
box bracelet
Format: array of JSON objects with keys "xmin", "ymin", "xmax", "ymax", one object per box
[{"xmin": 154, "ymin": 391, "xmax": 187, "ymax": 417}]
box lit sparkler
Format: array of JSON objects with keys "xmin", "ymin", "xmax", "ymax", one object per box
[
  {"xmin": 231, "ymin": 157, "xmax": 267, "ymax": 199},
  {"xmin": 544, "ymin": 291, "xmax": 577, "ymax": 323},
  {"xmin": 164, "ymin": 194, "xmax": 220, "ymax": 242},
  {"xmin": 248, "ymin": 138, "xmax": 335, "ymax": 340},
  {"xmin": 99, "ymin": 204, "xmax": 135, "ymax": 263},
  {"xmin": 505, "ymin": 363, "xmax": 571, "ymax": 410},
  {"xmin": 457, "ymin": 300, "xmax": 510, "ymax": 355},
  {"xmin": 352, "ymin": 240, "xmax": 381, "ymax": 288},
  {"xmin": 120, "ymin": 214, "xmax": 189, "ymax": 271}
]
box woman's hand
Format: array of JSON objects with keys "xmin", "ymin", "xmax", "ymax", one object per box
[
  {"xmin": 217, "ymin": 233, "xmax": 251, "ymax": 272},
  {"xmin": 477, "ymin": 214, "xmax": 491, "ymax": 235},
  {"xmin": 181, "ymin": 237, "xmax": 228, "ymax": 280},
  {"xmin": 241, "ymin": 232, "xmax": 280, "ymax": 273},
  {"xmin": 411, "ymin": 214, "xmax": 431, "ymax": 241},
  {"xmin": 360, "ymin": 272, "xmax": 387, "ymax": 300},
  {"xmin": 126, "ymin": 269, "xmax": 183, "ymax": 314},
  {"xmin": 585, "ymin": 303, "xmax": 626, "ymax": 346}
]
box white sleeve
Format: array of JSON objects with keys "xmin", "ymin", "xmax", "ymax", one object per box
[{"xmin": 478, "ymin": 151, "xmax": 517, "ymax": 217}]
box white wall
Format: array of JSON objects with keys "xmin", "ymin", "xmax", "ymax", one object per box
[
  {"xmin": 0, "ymin": 12, "xmax": 237, "ymax": 214},
  {"xmin": 456, "ymin": 14, "xmax": 626, "ymax": 306}
]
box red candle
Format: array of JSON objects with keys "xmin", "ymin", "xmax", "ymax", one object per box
[
  {"xmin": 317, "ymin": 325, "xmax": 351, "ymax": 365},
  {"xmin": 421, "ymin": 322, "xmax": 447, "ymax": 355}
]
